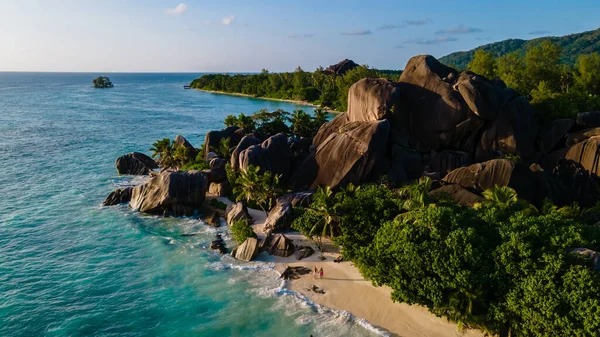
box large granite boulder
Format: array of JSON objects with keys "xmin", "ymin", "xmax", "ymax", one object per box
[
  {"xmin": 226, "ymin": 202, "xmax": 251, "ymax": 226},
  {"xmin": 347, "ymin": 78, "xmax": 400, "ymax": 123},
  {"xmin": 295, "ymin": 246, "xmax": 314, "ymax": 260},
  {"xmin": 397, "ymin": 55, "xmax": 468, "ymax": 151},
  {"xmin": 443, "ymin": 159, "xmax": 538, "ymax": 202},
  {"xmin": 387, "ymin": 146, "xmax": 423, "ymax": 184},
  {"xmin": 313, "ymin": 112, "xmax": 349, "ymax": 147},
  {"xmin": 537, "ymin": 119, "xmax": 574, "ymax": 154},
  {"xmin": 544, "ymin": 136, "xmax": 600, "ymax": 177},
  {"xmin": 264, "ymin": 201, "xmax": 293, "ymax": 232},
  {"xmin": 576, "ymin": 112, "xmax": 600, "ymax": 128},
  {"xmin": 231, "ymin": 135, "xmax": 262, "ymax": 171},
  {"xmin": 103, "ymin": 187, "xmax": 133, "ymax": 206},
  {"xmin": 174, "ymin": 135, "xmax": 198, "ymax": 160},
  {"xmin": 566, "ymin": 127, "xmax": 600, "ymax": 147},
  {"xmin": 203, "ymin": 158, "xmax": 227, "ymax": 184},
  {"xmin": 208, "ymin": 181, "xmax": 231, "ymax": 197},
  {"xmin": 204, "ymin": 126, "xmax": 242, "ymax": 159},
  {"xmin": 326, "ymin": 59, "xmax": 359, "ymax": 76},
  {"xmin": 239, "ymin": 133, "xmax": 291, "ymax": 181},
  {"xmin": 430, "ymin": 184, "xmax": 484, "ymax": 207},
  {"xmin": 477, "ymin": 96, "xmax": 538, "ymax": 160},
  {"xmin": 294, "ymin": 120, "xmax": 390, "ymax": 190},
  {"xmin": 276, "ymin": 192, "xmax": 313, "ymax": 208},
  {"xmin": 115, "ymin": 152, "xmax": 158, "ymax": 175},
  {"xmin": 428, "ymin": 150, "xmax": 472, "ymax": 179},
  {"xmin": 267, "ymin": 234, "xmax": 295, "ymax": 257},
  {"xmin": 233, "ymin": 237, "xmax": 259, "ymax": 262},
  {"xmin": 544, "ymin": 158, "xmax": 600, "ymax": 207},
  {"xmin": 454, "ymin": 71, "xmax": 500, "ymax": 120},
  {"xmin": 130, "ymin": 170, "xmax": 208, "ymax": 216}
]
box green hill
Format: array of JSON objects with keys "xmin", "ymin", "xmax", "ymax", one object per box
[{"xmin": 439, "ymin": 28, "xmax": 600, "ymax": 69}]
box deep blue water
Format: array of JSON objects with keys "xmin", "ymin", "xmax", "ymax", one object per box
[{"xmin": 0, "ymin": 73, "xmax": 382, "ymax": 337}]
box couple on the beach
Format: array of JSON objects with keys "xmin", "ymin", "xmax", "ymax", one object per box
[{"xmin": 313, "ymin": 266, "xmax": 323, "ymax": 279}]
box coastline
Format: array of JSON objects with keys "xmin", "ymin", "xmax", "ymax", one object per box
[
  {"xmin": 213, "ymin": 195, "xmax": 486, "ymax": 337},
  {"xmin": 193, "ymin": 88, "xmax": 343, "ymax": 113}
]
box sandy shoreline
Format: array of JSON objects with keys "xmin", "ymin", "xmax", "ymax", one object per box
[
  {"xmin": 194, "ymin": 88, "xmax": 342, "ymax": 113},
  {"xmin": 205, "ymin": 195, "xmax": 485, "ymax": 337}
]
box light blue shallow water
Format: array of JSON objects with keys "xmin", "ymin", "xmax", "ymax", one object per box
[{"xmin": 0, "ymin": 73, "xmax": 383, "ymax": 337}]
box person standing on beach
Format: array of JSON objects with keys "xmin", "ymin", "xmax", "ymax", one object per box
[
  {"xmin": 313, "ymin": 266, "xmax": 318, "ymax": 279},
  {"xmin": 319, "ymin": 267, "xmax": 324, "ymax": 279}
]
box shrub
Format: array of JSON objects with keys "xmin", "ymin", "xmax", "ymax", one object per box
[{"xmin": 231, "ymin": 219, "xmax": 256, "ymax": 244}]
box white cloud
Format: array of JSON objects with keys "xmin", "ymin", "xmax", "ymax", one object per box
[
  {"xmin": 404, "ymin": 36, "xmax": 458, "ymax": 45},
  {"xmin": 436, "ymin": 25, "xmax": 482, "ymax": 35},
  {"xmin": 289, "ymin": 33, "xmax": 315, "ymax": 39},
  {"xmin": 222, "ymin": 15, "xmax": 236, "ymax": 25},
  {"xmin": 166, "ymin": 3, "xmax": 187, "ymax": 16},
  {"xmin": 341, "ymin": 29, "xmax": 372, "ymax": 36}
]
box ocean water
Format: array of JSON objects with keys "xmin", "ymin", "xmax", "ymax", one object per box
[{"xmin": 0, "ymin": 73, "xmax": 384, "ymax": 337}]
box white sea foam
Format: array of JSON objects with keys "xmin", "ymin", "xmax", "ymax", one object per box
[{"xmin": 206, "ymin": 254, "xmax": 391, "ymax": 337}]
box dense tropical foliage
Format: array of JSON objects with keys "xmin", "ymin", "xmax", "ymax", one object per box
[
  {"xmin": 465, "ymin": 41, "xmax": 600, "ymax": 121},
  {"xmin": 224, "ymin": 108, "xmax": 328, "ymax": 138},
  {"xmin": 92, "ymin": 76, "xmax": 113, "ymax": 88},
  {"xmin": 231, "ymin": 219, "xmax": 256, "ymax": 244},
  {"xmin": 190, "ymin": 66, "xmax": 397, "ymax": 111},
  {"xmin": 290, "ymin": 180, "xmax": 600, "ymax": 336}
]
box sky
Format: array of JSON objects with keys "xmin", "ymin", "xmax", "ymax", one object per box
[{"xmin": 0, "ymin": 0, "xmax": 599, "ymax": 72}]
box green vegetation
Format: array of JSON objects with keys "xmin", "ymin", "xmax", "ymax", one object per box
[
  {"xmin": 440, "ymin": 28, "xmax": 600, "ymax": 69},
  {"xmin": 208, "ymin": 198, "xmax": 227, "ymax": 210},
  {"xmin": 465, "ymin": 41, "xmax": 600, "ymax": 121},
  {"xmin": 190, "ymin": 66, "xmax": 397, "ymax": 111},
  {"xmin": 230, "ymin": 219, "xmax": 256, "ymax": 244},
  {"xmin": 224, "ymin": 108, "xmax": 329, "ymax": 138},
  {"xmin": 150, "ymin": 138, "xmax": 204, "ymax": 171},
  {"xmin": 93, "ymin": 76, "xmax": 113, "ymax": 88},
  {"xmin": 232, "ymin": 165, "xmax": 282, "ymax": 215},
  {"xmin": 290, "ymin": 181, "xmax": 600, "ymax": 336}
]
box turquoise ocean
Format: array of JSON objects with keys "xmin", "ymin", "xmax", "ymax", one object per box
[{"xmin": 0, "ymin": 73, "xmax": 385, "ymax": 337}]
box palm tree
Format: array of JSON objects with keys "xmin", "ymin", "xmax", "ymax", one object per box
[
  {"xmin": 212, "ymin": 137, "xmax": 232, "ymax": 159},
  {"xmin": 288, "ymin": 109, "xmax": 312, "ymax": 138},
  {"xmin": 481, "ymin": 185, "xmax": 518, "ymax": 211},
  {"xmin": 398, "ymin": 176, "xmax": 433, "ymax": 211},
  {"xmin": 233, "ymin": 165, "xmax": 281, "ymax": 215},
  {"xmin": 311, "ymin": 108, "xmax": 328, "ymax": 131},
  {"xmin": 150, "ymin": 138, "xmax": 177, "ymax": 171},
  {"xmin": 306, "ymin": 186, "xmax": 339, "ymax": 251}
]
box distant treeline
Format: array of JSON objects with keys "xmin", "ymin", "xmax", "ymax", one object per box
[
  {"xmin": 189, "ymin": 66, "xmax": 400, "ymax": 111},
  {"xmin": 465, "ymin": 40, "xmax": 600, "ymax": 121}
]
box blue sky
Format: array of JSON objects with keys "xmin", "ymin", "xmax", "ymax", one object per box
[{"xmin": 0, "ymin": 0, "xmax": 598, "ymax": 72}]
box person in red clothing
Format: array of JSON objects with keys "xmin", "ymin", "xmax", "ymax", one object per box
[{"xmin": 319, "ymin": 267, "xmax": 324, "ymax": 279}]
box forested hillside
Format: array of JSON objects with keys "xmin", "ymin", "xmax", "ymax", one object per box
[{"xmin": 440, "ymin": 28, "xmax": 600, "ymax": 69}]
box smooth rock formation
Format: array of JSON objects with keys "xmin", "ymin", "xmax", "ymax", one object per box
[
  {"xmin": 537, "ymin": 119, "xmax": 574, "ymax": 154},
  {"xmin": 294, "ymin": 120, "xmax": 390, "ymax": 190},
  {"xmin": 264, "ymin": 201, "xmax": 293, "ymax": 232},
  {"xmin": 276, "ymin": 192, "xmax": 313, "ymax": 208},
  {"xmin": 430, "ymin": 184, "xmax": 483, "ymax": 207},
  {"xmin": 267, "ymin": 234, "xmax": 295, "ymax": 257},
  {"xmin": 428, "ymin": 150, "xmax": 472, "ymax": 179},
  {"xmin": 544, "ymin": 136, "xmax": 600, "ymax": 177},
  {"xmin": 239, "ymin": 133, "xmax": 291, "ymax": 181},
  {"xmin": 103, "ymin": 187, "xmax": 133, "ymax": 206},
  {"xmin": 226, "ymin": 202, "xmax": 251, "ymax": 227},
  {"xmin": 295, "ymin": 246, "xmax": 314, "ymax": 260},
  {"xmin": 233, "ymin": 237, "xmax": 259, "ymax": 262},
  {"xmin": 231, "ymin": 136, "xmax": 262, "ymax": 171},
  {"xmin": 313, "ymin": 112, "xmax": 349, "ymax": 147},
  {"xmin": 387, "ymin": 146, "xmax": 423, "ymax": 184},
  {"xmin": 204, "ymin": 158, "xmax": 227, "ymax": 184},
  {"xmin": 443, "ymin": 159, "xmax": 538, "ymax": 202},
  {"xmin": 115, "ymin": 152, "xmax": 158, "ymax": 175},
  {"xmin": 130, "ymin": 170, "xmax": 208, "ymax": 216},
  {"xmin": 566, "ymin": 127, "xmax": 600, "ymax": 147},
  {"xmin": 454, "ymin": 71, "xmax": 499, "ymax": 120},
  {"xmin": 174, "ymin": 135, "xmax": 198, "ymax": 160},
  {"xmin": 208, "ymin": 181, "xmax": 231, "ymax": 197},
  {"xmin": 347, "ymin": 78, "xmax": 399, "ymax": 123},
  {"xmin": 204, "ymin": 126, "xmax": 242, "ymax": 159}
]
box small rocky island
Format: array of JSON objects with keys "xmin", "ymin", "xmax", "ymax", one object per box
[{"xmin": 93, "ymin": 76, "xmax": 113, "ymax": 88}]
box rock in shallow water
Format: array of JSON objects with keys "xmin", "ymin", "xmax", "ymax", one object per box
[
  {"xmin": 129, "ymin": 170, "xmax": 208, "ymax": 216},
  {"xmin": 115, "ymin": 152, "xmax": 158, "ymax": 175},
  {"xmin": 103, "ymin": 187, "xmax": 133, "ymax": 206}
]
